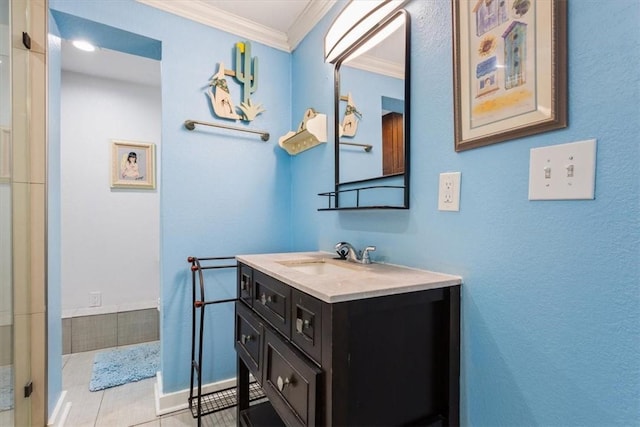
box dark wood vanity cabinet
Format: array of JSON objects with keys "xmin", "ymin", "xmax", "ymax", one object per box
[{"xmin": 235, "ymin": 262, "xmax": 460, "ymax": 426}]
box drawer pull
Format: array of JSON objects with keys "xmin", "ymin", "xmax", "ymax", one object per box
[
  {"xmin": 260, "ymin": 293, "xmax": 274, "ymax": 305},
  {"xmin": 277, "ymin": 375, "xmax": 292, "ymax": 391},
  {"xmin": 240, "ymin": 334, "xmax": 252, "ymax": 344},
  {"xmin": 241, "ymin": 277, "xmax": 250, "ymax": 291},
  {"xmin": 295, "ymin": 318, "xmax": 311, "ymax": 334}
]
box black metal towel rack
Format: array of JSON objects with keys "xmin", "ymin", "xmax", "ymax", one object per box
[{"xmin": 187, "ymin": 256, "xmax": 264, "ymax": 426}]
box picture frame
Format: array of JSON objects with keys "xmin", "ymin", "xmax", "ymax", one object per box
[
  {"xmin": 111, "ymin": 140, "xmax": 156, "ymax": 189},
  {"xmin": 452, "ymin": 0, "xmax": 567, "ymax": 151}
]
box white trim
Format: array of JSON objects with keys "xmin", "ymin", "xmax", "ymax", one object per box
[
  {"xmin": 47, "ymin": 391, "xmax": 71, "ymax": 427},
  {"xmin": 154, "ymin": 371, "xmax": 238, "ymax": 416},
  {"xmin": 136, "ymin": 0, "xmax": 335, "ymax": 52},
  {"xmin": 288, "ymin": 1, "xmax": 338, "ymax": 50}
]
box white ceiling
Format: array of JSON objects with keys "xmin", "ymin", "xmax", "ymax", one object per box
[
  {"xmin": 62, "ymin": 0, "xmax": 337, "ymax": 85},
  {"xmin": 62, "ymin": 40, "xmax": 162, "ymax": 86}
]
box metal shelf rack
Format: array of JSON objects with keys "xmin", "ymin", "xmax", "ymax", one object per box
[{"xmin": 187, "ymin": 256, "xmax": 265, "ymax": 426}]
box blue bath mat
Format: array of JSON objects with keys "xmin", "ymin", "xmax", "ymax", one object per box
[
  {"xmin": 0, "ymin": 365, "xmax": 13, "ymax": 410},
  {"xmin": 89, "ymin": 341, "xmax": 159, "ymax": 392}
]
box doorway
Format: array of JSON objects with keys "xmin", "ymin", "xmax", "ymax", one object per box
[{"xmin": 49, "ymin": 9, "xmax": 162, "ymax": 421}]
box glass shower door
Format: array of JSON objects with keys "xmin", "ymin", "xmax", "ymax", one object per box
[{"xmin": 0, "ymin": 0, "xmax": 14, "ymax": 424}]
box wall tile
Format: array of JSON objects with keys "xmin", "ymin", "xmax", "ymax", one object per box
[
  {"xmin": 117, "ymin": 309, "xmax": 159, "ymax": 346},
  {"xmin": 29, "ymin": 311, "xmax": 46, "ymax": 427},
  {"xmin": 71, "ymin": 313, "xmax": 117, "ymax": 353},
  {"xmin": 29, "ymin": 183, "xmax": 46, "ymax": 314},
  {"xmin": 12, "ymin": 313, "xmax": 30, "ymax": 427},
  {"xmin": 12, "ymin": 182, "xmax": 29, "ymax": 317},
  {"xmin": 62, "ymin": 318, "xmax": 71, "ymax": 355},
  {"xmin": 0, "ymin": 325, "xmax": 12, "ymax": 365},
  {"xmin": 29, "ymin": 52, "xmax": 47, "ymax": 184}
]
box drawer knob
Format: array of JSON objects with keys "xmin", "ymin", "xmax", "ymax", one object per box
[
  {"xmin": 260, "ymin": 293, "xmax": 274, "ymax": 305},
  {"xmin": 295, "ymin": 318, "xmax": 311, "ymax": 333},
  {"xmin": 241, "ymin": 277, "xmax": 249, "ymax": 291},
  {"xmin": 240, "ymin": 334, "xmax": 252, "ymax": 344},
  {"xmin": 277, "ymin": 375, "xmax": 291, "ymax": 391}
]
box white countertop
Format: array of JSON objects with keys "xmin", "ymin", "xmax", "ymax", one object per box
[{"xmin": 236, "ymin": 251, "xmax": 462, "ymax": 303}]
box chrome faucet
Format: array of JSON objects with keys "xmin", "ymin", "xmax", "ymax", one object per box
[{"xmin": 334, "ymin": 242, "xmax": 376, "ymax": 264}]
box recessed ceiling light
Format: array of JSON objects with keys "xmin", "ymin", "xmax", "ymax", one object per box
[{"xmin": 72, "ymin": 40, "xmax": 96, "ymax": 52}]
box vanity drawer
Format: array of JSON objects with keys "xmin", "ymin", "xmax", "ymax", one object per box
[
  {"xmin": 263, "ymin": 328, "xmax": 322, "ymax": 426},
  {"xmin": 253, "ymin": 270, "xmax": 291, "ymax": 338},
  {"xmin": 235, "ymin": 301, "xmax": 263, "ymax": 381},
  {"xmin": 238, "ymin": 263, "xmax": 253, "ymax": 306},
  {"xmin": 291, "ymin": 289, "xmax": 323, "ymax": 364}
]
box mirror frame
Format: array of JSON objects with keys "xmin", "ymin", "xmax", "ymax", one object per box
[{"xmin": 332, "ymin": 9, "xmax": 410, "ymax": 210}]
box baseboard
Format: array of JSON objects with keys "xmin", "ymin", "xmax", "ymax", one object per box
[
  {"xmin": 47, "ymin": 390, "xmax": 71, "ymax": 426},
  {"xmin": 154, "ymin": 371, "xmax": 237, "ymax": 416}
]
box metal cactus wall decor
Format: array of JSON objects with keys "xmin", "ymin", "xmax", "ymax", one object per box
[
  {"xmin": 235, "ymin": 41, "xmax": 258, "ymax": 103},
  {"xmin": 206, "ymin": 40, "xmax": 265, "ymax": 122}
]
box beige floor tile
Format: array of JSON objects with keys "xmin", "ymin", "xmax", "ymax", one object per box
[
  {"xmin": 95, "ymin": 377, "xmax": 157, "ymax": 427},
  {"xmin": 63, "ymin": 383, "xmax": 104, "ymax": 427},
  {"xmin": 62, "ymin": 348, "xmax": 99, "ymax": 387},
  {"xmin": 132, "ymin": 418, "xmax": 161, "ymax": 427},
  {"xmin": 161, "ymin": 407, "xmax": 236, "ymax": 427},
  {"xmin": 61, "ymin": 345, "xmax": 242, "ymax": 427}
]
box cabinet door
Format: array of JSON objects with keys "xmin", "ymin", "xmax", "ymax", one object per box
[
  {"xmin": 291, "ymin": 289, "xmax": 323, "ymax": 365},
  {"xmin": 235, "ymin": 301, "xmax": 263, "ymax": 382},
  {"xmin": 253, "ymin": 270, "xmax": 291, "ymax": 338},
  {"xmin": 238, "ymin": 263, "xmax": 253, "ymax": 306},
  {"xmin": 263, "ymin": 328, "xmax": 322, "ymax": 427}
]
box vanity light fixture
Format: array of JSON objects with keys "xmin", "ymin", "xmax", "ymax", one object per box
[
  {"xmin": 341, "ymin": 12, "xmax": 404, "ymax": 64},
  {"xmin": 324, "ymin": 0, "xmax": 407, "ymax": 63},
  {"xmin": 72, "ymin": 40, "xmax": 96, "ymax": 52}
]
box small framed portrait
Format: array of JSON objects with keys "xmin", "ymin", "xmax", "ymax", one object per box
[{"xmin": 111, "ymin": 140, "xmax": 156, "ymax": 189}]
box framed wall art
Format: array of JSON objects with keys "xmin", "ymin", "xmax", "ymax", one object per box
[
  {"xmin": 111, "ymin": 140, "xmax": 156, "ymax": 189},
  {"xmin": 452, "ymin": 0, "xmax": 567, "ymax": 151}
]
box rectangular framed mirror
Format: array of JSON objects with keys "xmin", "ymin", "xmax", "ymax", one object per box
[{"xmin": 321, "ymin": 8, "xmax": 410, "ymax": 210}]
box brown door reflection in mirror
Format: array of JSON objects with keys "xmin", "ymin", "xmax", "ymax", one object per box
[{"xmin": 382, "ymin": 112, "xmax": 404, "ymax": 176}]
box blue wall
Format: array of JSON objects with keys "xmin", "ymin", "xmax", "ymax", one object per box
[
  {"xmin": 48, "ymin": 0, "xmax": 293, "ymax": 393},
  {"xmin": 290, "ymin": 1, "xmax": 639, "ymax": 425},
  {"xmin": 46, "ymin": 0, "xmax": 639, "ymax": 424}
]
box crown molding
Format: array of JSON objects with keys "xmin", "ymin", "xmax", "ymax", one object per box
[
  {"xmin": 137, "ymin": 0, "xmax": 336, "ymax": 52},
  {"xmin": 288, "ymin": 0, "xmax": 337, "ymax": 50}
]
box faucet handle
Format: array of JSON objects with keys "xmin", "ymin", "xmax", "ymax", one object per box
[
  {"xmin": 361, "ymin": 246, "xmax": 376, "ymax": 264},
  {"xmin": 334, "ymin": 241, "xmax": 350, "ymax": 259}
]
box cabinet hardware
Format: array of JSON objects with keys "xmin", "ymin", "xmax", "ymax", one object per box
[
  {"xmin": 260, "ymin": 293, "xmax": 274, "ymax": 305},
  {"xmin": 277, "ymin": 375, "xmax": 292, "ymax": 391},
  {"xmin": 296, "ymin": 318, "xmax": 311, "ymax": 333},
  {"xmin": 241, "ymin": 277, "xmax": 250, "ymax": 291},
  {"xmin": 241, "ymin": 334, "xmax": 252, "ymax": 344}
]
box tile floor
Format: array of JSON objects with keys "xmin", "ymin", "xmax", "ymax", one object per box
[{"xmin": 62, "ymin": 343, "xmax": 237, "ymax": 426}]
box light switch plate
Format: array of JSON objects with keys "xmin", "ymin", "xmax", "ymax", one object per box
[
  {"xmin": 438, "ymin": 172, "xmax": 461, "ymax": 211},
  {"xmin": 529, "ymin": 139, "xmax": 597, "ymax": 200}
]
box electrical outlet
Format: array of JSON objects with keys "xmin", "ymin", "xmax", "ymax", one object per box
[
  {"xmin": 438, "ymin": 172, "xmax": 461, "ymax": 211},
  {"xmin": 89, "ymin": 292, "xmax": 102, "ymax": 307}
]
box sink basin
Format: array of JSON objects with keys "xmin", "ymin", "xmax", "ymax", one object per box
[{"xmin": 279, "ymin": 259, "xmax": 358, "ymax": 275}]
